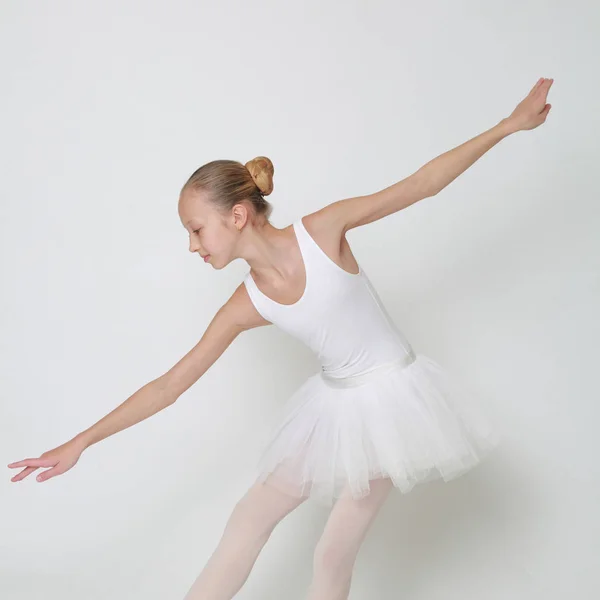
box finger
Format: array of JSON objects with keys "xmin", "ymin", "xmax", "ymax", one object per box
[
  {"xmin": 535, "ymin": 78, "xmax": 554, "ymax": 100},
  {"xmin": 10, "ymin": 466, "xmax": 38, "ymax": 482},
  {"xmin": 529, "ymin": 78, "xmax": 544, "ymax": 96},
  {"xmin": 535, "ymin": 104, "xmax": 551, "ymax": 125},
  {"xmin": 37, "ymin": 468, "xmax": 62, "ymax": 482},
  {"xmin": 8, "ymin": 458, "xmax": 55, "ymax": 469},
  {"xmin": 532, "ymin": 78, "xmax": 547, "ymax": 97},
  {"xmin": 539, "ymin": 80, "xmax": 554, "ymax": 102}
]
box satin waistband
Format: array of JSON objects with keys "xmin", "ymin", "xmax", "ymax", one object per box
[{"xmin": 320, "ymin": 349, "xmax": 417, "ymax": 389}]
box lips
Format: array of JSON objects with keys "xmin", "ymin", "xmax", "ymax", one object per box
[{"xmin": 203, "ymin": 254, "xmax": 210, "ymax": 262}]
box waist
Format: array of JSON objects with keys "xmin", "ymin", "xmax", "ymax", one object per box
[{"xmin": 320, "ymin": 348, "xmax": 417, "ymax": 389}]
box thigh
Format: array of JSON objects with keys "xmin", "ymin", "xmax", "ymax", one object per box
[
  {"xmin": 320, "ymin": 478, "xmax": 394, "ymax": 548},
  {"xmin": 229, "ymin": 476, "xmax": 309, "ymax": 535}
]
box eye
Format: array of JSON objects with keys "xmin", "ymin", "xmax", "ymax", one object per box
[{"xmin": 192, "ymin": 228, "xmax": 201, "ymax": 234}]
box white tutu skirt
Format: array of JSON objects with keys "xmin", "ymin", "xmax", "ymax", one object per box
[{"xmin": 254, "ymin": 353, "xmax": 502, "ymax": 507}]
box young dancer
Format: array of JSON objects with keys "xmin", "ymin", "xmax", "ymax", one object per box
[{"xmin": 9, "ymin": 78, "xmax": 553, "ymax": 599}]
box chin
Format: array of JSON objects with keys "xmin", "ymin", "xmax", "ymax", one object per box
[{"xmin": 212, "ymin": 256, "xmax": 232, "ymax": 270}]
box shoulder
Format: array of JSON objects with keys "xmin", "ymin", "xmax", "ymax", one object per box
[
  {"xmin": 300, "ymin": 205, "xmax": 360, "ymax": 273},
  {"xmin": 301, "ymin": 205, "xmax": 345, "ymax": 247},
  {"xmin": 218, "ymin": 279, "xmax": 272, "ymax": 331}
]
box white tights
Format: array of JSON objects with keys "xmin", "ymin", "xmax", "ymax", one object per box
[{"xmin": 182, "ymin": 476, "xmax": 393, "ymax": 600}]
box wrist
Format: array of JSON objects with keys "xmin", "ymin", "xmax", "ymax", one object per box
[
  {"xmin": 72, "ymin": 432, "xmax": 93, "ymax": 451},
  {"xmin": 497, "ymin": 117, "xmax": 519, "ymax": 137}
]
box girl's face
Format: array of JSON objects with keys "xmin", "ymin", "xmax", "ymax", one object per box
[{"xmin": 178, "ymin": 191, "xmax": 242, "ymax": 269}]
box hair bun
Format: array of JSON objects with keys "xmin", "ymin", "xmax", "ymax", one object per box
[{"xmin": 245, "ymin": 156, "xmax": 274, "ymax": 196}]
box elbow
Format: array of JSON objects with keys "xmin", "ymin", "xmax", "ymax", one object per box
[
  {"xmin": 156, "ymin": 374, "xmax": 179, "ymax": 406},
  {"xmin": 413, "ymin": 170, "xmax": 439, "ymax": 199}
]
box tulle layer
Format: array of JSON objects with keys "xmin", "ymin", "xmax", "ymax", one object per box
[{"xmin": 254, "ymin": 354, "xmax": 502, "ymax": 507}]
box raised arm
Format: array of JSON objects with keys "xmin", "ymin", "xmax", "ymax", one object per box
[
  {"xmin": 330, "ymin": 77, "xmax": 553, "ymax": 232},
  {"xmin": 8, "ymin": 282, "xmax": 270, "ymax": 483}
]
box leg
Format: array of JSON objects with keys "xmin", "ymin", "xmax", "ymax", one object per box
[
  {"xmin": 306, "ymin": 477, "xmax": 394, "ymax": 600},
  {"xmin": 183, "ymin": 478, "xmax": 308, "ymax": 600}
]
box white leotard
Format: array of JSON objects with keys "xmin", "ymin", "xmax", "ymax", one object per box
[{"xmin": 243, "ymin": 216, "xmax": 416, "ymax": 380}]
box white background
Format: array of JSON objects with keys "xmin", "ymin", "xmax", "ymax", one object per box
[{"xmin": 1, "ymin": 1, "xmax": 598, "ymax": 598}]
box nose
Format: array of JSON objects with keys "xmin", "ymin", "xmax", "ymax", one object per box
[{"xmin": 189, "ymin": 239, "xmax": 200, "ymax": 253}]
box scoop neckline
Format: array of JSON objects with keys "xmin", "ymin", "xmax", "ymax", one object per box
[{"xmin": 247, "ymin": 220, "xmax": 308, "ymax": 308}]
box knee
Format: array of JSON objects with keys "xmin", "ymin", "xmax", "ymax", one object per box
[{"xmin": 227, "ymin": 496, "xmax": 279, "ymax": 542}]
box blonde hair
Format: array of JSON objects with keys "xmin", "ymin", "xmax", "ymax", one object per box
[{"xmin": 181, "ymin": 156, "xmax": 275, "ymax": 221}]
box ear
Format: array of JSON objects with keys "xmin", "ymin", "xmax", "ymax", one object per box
[{"xmin": 231, "ymin": 203, "xmax": 249, "ymax": 231}]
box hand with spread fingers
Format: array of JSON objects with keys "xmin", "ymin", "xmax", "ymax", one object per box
[
  {"xmin": 505, "ymin": 77, "xmax": 554, "ymax": 133},
  {"xmin": 8, "ymin": 438, "xmax": 86, "ymax": 483}
]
